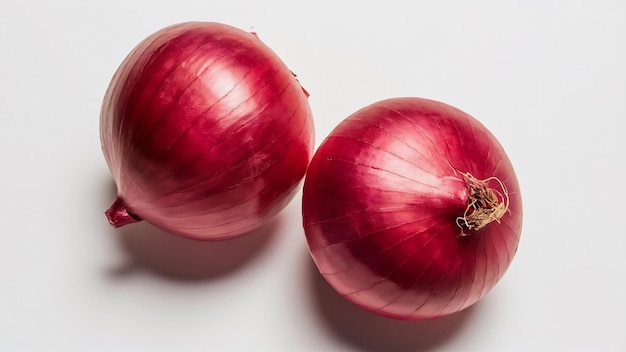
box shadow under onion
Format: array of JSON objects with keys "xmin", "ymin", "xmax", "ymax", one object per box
[
  {"xmin": 100, "ymin": 172, "xmax": 281, "ymax": 281},
  {"xmin": 107, "ymin": 204, "xmax": 280, "ymax": 281},
  {"xmin": 307, "ymin": 255, "xmax": 477, "ymax": 351}
]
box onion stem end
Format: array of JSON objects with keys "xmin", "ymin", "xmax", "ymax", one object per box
[{"xmin": 105, "ymin": 197, "xmax": 141, "ymax": 228}]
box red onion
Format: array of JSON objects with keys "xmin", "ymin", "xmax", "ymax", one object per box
[
  {"xmin": 302, "ymin": 97, "xmax": 522, "ymax": 320},
  {"xmin": 101, "ymin": 22, "xmax": 314, "ymax": 240}
]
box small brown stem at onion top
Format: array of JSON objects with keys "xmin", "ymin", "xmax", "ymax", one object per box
[
  {"xmin": 290, "ymin": 70, "xmax": 310, "ymax": 97},
  {"xmin": 456, "ymin": 172, "xmax": 510, "ymax": 236},
  {"xmin": 105, "ymin": 197, "xmax": 141, "ymax": 228}
]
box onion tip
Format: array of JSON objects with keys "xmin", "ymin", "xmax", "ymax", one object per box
[{"xmin": 105, "ymin": 197, "xmax": 141, "ymax": 228}]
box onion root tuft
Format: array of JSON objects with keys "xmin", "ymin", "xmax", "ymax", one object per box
[{"xmin": 456, "ymin": 172, "xmax": 509, "ymax": 236}]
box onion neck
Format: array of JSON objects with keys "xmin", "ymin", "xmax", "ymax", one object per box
[
  {"xmin": 105, "ymin": 197, "xmax": 141, "ymax": 228},
  {"xmin": 456, "ymin": 172, "xmax": 509, "ymax": 236}
]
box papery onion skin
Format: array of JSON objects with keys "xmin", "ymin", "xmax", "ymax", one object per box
[
  {"xmin": 101, "ymin": 22, "xmax": 314, "ymax": 240},
  {"xmin": 302, "ymin": 97, "xmax": 522, "ymax": 320}
]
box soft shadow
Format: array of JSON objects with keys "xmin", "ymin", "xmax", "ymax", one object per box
[
  {"xmin": 307, "ymin": 256, "xmax": 477, "ymax": 352},
  {"xmin": 101, "ymin": 177, "xmax": 279, "ymax": 281},
  {"xmin": 109, "ymin": 218, "xmax": 279, "ymax": 281}
]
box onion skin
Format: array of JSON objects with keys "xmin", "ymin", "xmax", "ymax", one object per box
[
  {"xmin": 302, "ymin": 97, "xmax": 522, "ymax": 320},
  {"xmin": 101, "ymin": 22, "xmax": 314, "ymax": 240}
]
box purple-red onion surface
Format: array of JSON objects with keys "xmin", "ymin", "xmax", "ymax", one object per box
[
  {"xmin": 101, "ymin": 22, "xmax": 314, "ymax": 240},
  {"xmin": 303, "ymin": 97, "xmax": 522, "ymax": 320}
]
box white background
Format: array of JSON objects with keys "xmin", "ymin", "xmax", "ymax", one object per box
[{"xmin": 1, "ymin": 1, "xmax": 625, "ymax": 351}]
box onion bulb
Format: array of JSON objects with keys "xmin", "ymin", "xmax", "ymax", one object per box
[
  {"xmin": 101, "ymin": 22, "xmax": 314, "ymax": 240},
  {"xmin": 302, "ymin": 97, "xmax": 522, "ymax": 320}
]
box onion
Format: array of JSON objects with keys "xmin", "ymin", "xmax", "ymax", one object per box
[
  {"xmin": 302, "ymin": 97, "xmax": 522, "ymax": 320},
  {"xmin": 101, "ymin": 22, "xmax": 314, "ymax": 240}
]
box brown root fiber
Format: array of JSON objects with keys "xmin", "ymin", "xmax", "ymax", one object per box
[{"xmin": 456, "ymin": 172, "xmax": 510, "ymax": 236}]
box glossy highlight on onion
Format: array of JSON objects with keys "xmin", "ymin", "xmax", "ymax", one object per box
[
  {"xmin": 302, "ymin": 97, "xmax": 522, "ymax": 320},
  {"xmin": 101, "ymin": 22, "xmax": 314, "ymax": 240}
]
